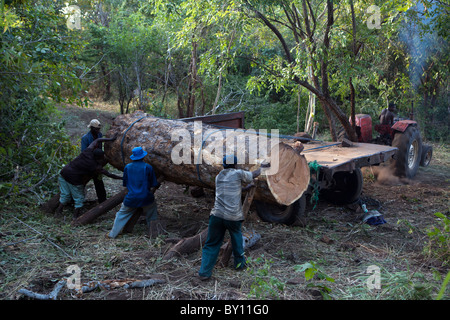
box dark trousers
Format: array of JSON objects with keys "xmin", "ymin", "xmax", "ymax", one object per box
[
  {"xmin": 198, "ymin": 215, "xmax": 245, "ymax": 278},
  {"xmin": 93, "ymin": 176, "xmax": 106, "ymax": 203}
]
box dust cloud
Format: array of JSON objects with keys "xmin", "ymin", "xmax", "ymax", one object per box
[{"xmin": 362, "ymin": 165, "xmax": 411, "ymax": 186}]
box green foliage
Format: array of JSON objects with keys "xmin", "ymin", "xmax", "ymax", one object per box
[
  {"xmin": 424, "ymin": 212, "xmax": 450, "ymax": 265},
  {"xmin": 379, "ymin": 269, "xmax": 436, "ymax": 300},
  {"xmin": 246, "ymin": 255, "xmax": 285, "ymax": 300},
  {"xmin": 436, "ymin": 271, "xmax": 450, "ymax": 300},
  {"xmin": 0, "ymin": 1, "xmax": 84, "ymax": 201},
  {"xmin": 294, "ymin": 261, "xmax": 335, "ymax": 299}
]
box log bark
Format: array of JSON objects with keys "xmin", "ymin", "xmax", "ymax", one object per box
[
  {"xmin": 71, "ymin": 188, "xmax": 128, "ymax": 226},
  {"xmin": 104, "ymin": 111, "xmax": 310, "ymax": 206}
]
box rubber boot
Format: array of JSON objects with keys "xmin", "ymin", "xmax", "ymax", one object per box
[
  {"xmin": 55, "ymin": 203, "xmax": 65, "ymax": 215},
  {"xmin": 147, "ymin": 220, "xmax": 161, "ymax": 239},
  {"xmin": 73, "ymin": 207, "xmax": 82, "ymax": 220}
]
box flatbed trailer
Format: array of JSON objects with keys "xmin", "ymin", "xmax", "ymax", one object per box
[
  {"xmin": 182, "ymin": 112, "xmax": 398, "ymax": 225},
  {"xmin": 255, "ymin": 140, "xmax": 397, "ymax": 225}
]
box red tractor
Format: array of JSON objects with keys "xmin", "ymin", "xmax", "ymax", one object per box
[{"xmin": 348, "ymin": 114, "xmax": 432, "ymax": 179}]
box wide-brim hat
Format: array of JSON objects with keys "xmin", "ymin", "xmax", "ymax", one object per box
[
  {"xmin": 88, "ymin": 119, "xmax": 102, "ymax": 129},
  {"xmin": 130, "ymin": 147, "xmax": 147, "ymax": 160}
]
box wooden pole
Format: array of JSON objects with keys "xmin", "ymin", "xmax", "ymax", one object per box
[{"xmin": 71, "ymin": 189, "xmax": 127, "ymax": 226}]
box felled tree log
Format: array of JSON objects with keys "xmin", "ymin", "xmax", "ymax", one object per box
[
  {"xmin": 104, "ymin": 111, "xmax": 310, "ymax": 206},
  {"xmin": 71, "ymin": 189, "xmax": 128, "ymax": 226}
]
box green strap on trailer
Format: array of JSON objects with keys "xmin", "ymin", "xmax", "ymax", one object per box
[{"xmin": 308, "ymin": 160, "xmax": 321, "ymax": 210}]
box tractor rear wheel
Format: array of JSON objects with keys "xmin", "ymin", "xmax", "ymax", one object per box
[
  {"xmin": 391, "ymin": 126, "xmax": 422, "ymax": 178},
  {"xmin": 420, "ymin": 144, "xmax": 432, "ymax": 167}
]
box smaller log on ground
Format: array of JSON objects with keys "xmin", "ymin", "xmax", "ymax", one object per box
[
  {"xmin": 163, "ymin": 187, "xmax": 258, "ymax": 264},
  {"xmin": 163, "ymin": 227, "xmax": 209, "ymax": 260},
  {"xmin": 122, "ymin": 208, "xmax": 143, "ymax": 233},
  {"xmin": 71, "ymin": 189, "xmax": 127, "ymax": 226}
]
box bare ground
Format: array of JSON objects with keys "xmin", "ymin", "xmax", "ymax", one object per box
[{"xmin": 1, "ymin": 104, "xmax": 449, "ymax": 301}]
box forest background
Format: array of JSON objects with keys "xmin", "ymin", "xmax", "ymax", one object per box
[{"xmin": 0, "ymin": 0, "xmax": 448, "ymax": 194}]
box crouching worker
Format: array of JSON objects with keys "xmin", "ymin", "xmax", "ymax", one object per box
[
  {"xmin": 198, "ymin": 155, "xmax": 269, "ymax": 280},
  {"xmin": 108, "ymin": 147, "xmax": 160, "ymax": 239},
  {"xmin": 56, "ymin": 136, "xmax": 122, "ymax": 219}
]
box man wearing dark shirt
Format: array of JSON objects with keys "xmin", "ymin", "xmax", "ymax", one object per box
[
  {"xmin": 108, "ymin": 146, "xmax": 159, "ymax": 238},
  {"xmin": 81, "ymin": 119, "xmax": 103, "ymax": 151},
  {"xmin": 81, "ymin": 119, "xmax": 107, "ymax": 204},
  {"xmin": 379, "ymin": 103, "xmax": 396, "ymax": 126},
  {"xmin": 56, "ymin": 136, "xmax": 122, "ymax": 219}
]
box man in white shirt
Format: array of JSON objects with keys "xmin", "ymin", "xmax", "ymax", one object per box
[{"xmin": 198, "ymin": 155, "xmax": 269, "ymax": 280}]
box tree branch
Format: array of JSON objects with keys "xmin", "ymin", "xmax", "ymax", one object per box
[{"xmin": 243, "ymin": 1, "xmax": 293, "ymax": 64}]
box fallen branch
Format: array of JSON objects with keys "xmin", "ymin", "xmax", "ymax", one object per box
[
  {"xmin": 18, "ymin": 277, "xmax": 165, "ymax": 300},
  {"xmin": 18, "ymin": 279, "xmax": 66, "ymax": 300},
  {"xmin": 163, "ymin": 227, "xmax": 209, "ymax": 260},
  {"xmin": 78, "ymin": 278, "xmax": 165, "ymax": 293},
  {"xmin": 14, "ymin": 216, "xmax": 73, "ymax": 259}
]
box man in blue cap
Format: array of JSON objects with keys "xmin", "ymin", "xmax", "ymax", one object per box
[
  {"xmin": 108, "ymin": 146, "xmax": 160, "ymax": 238},
  {"xmin": 198, "ymin": 155, "xmax": 269, "ymax": 280}
]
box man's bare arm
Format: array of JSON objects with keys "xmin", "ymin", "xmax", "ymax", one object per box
[
  {"xmin": 86, "ymin": 133, "xmax": 118, "ymax": 150},
  {"xmin": 100, "ymin": 168, "xmax": 122, "ymax": 180}
]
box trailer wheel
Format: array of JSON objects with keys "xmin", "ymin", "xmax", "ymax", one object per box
[
  {"xmin": 321, "ymin": 168, "xmax": 363, "ymax": 205},
  {"xmin": 255, "ymin": 195, "xmax": 306, "ymax": 226},
  {"xmin": 391, "ymin": 126, "xmax": 422, "ymax": 178},
  {"xmin": 420, "ymin": 144, "xmax": 432, "ymax": 167}
]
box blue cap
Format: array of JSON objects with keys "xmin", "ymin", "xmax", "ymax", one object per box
[
  {"xmin": 223, "ymin": 155, "xmax": 237, "ymax": 168},
  {"xmin": 130, "ymin": 147, "xmax": 147, "ymax": 160}
]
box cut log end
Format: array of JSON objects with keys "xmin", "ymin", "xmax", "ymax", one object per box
[{"xmin": 266, "ymin": 143, "xmax": 310, "ymax": 206}]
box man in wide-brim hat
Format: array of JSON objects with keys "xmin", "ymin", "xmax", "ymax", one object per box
[{"xmin": 108, "ymin": 146, "xmax": 160, "ymax": 238}]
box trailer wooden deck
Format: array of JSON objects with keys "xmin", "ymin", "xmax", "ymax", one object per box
[{"xmin": 298, "ymin": 141, "xmax": 397, "ymax": 174}]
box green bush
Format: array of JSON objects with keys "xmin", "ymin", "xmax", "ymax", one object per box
[{"xmin": 424, "ymin": 212, "xmax": 450, "ymax": 265}]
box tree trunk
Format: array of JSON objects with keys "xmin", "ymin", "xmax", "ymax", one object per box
[
  {"xmin": 187, "ymin": 40, "xmax": 198, "ymax": 118},
  {"xmin": 350, "ymin": 77, "xmax": 356, "ymax": 133},
  {"xmin": 104, "ymin": 111, "xmax": 310, "ymax": 206}
]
